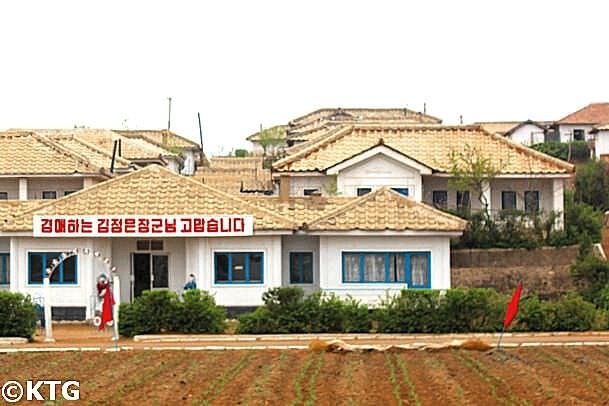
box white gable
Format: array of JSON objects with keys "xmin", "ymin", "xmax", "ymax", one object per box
[{"xmin": 336, "ymin": 152, "xmax": 423, "ymax": 200}]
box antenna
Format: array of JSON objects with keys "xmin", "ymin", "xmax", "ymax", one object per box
[
  {"xmin": 167, "ymin": 97, "xmax": 172, "ymax": 130},
  {"xmin": 459, "ymin": 115, "xmax": 463, "ymax": 125},
  {"xmin": 197, "ymin": 112, "xmax": 203, "ymax": 152},
  {"xmin": 110, "ymin": 140, "xmax": 118, "ymax": 173},
  {"xmin": 423, "ymin": 102, "xmax": 427, "ymax": 115}
]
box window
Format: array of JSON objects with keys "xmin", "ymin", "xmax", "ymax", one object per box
[
  {"xmin": 28, "ymin": 252, "xmax": 77, "ymax": 285},
  {"xmin": 136, "ymin": 240, "xmax": 164, "ymax": 251},
  {"xmin": 391, "ymin": 188, "xmax": 409, "ymax": 196},
  {"xmin": 501, "ymin": 191, "xmax": 517, "ymax": 211},
  {"xmin": 357, "ymin": 187, "xmax": 372, "ymax": 196},
  {"xmin": 303, "ymin": 189, "xmax": 319, "ymax": 196},
  {"xmin": 0, "ymin": 254, "xmax": 8, "ymax": 285},
  {"xmin": 456, "ymin": 191, "xmax": 471, "ymax": 211},
  {"xmin": 42, "ymin": 191, "xmax": 57, "ymax": 199},
  {"xmin": 573, "ymin": 129, "xmax": 585, "ymax": 141},
  {"xmin": 524, "ymin": 191, "xmax": 540, "ymax": 213},
  {"xmin": 214, "ymin": 252, "xmax": 263, "ymax": 284},
  {"xmin": 289, "ymin": 252, "xmax": 313, "ymax": 284},
  {"xmin": 0, "ymin": 192, "xmax": 7, "ymax": 200},
  {"xmin": 64, "ymin": 190, "xmax": 76, "ymax": 196},
  {"xmin": 342, "ymin": 252, "xmax": 430, "ymax": 288},
  {"xmin": 432, "ymin": 190, "xmax": 448, "ymax": 209}
]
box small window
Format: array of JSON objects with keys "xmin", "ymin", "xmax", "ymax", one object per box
[
  {"xmin": 42, "ymin": 191, "xmax": 57, "ymax": 200},
  {"xmin": 136, "ymin": 240, "xmax": 163, "ymax": 251},
  {"xmin": 214, "ymin": 252, "xmax": 264, "ymax": 284},
  {"xmin": 432, "ymin": 190, "xmax": 448, "ymax": 209},
  {"xmin": 0, "ymin": 254, "xmax": 9, "ymax": 285},
  {"xmin": 410, "ymin": 254, "xmax": 429, "ymax": 288},
  {"xmin": 150, "ymin": 240, "xmax": 164, "ymax": 251},
  {"xmin": 391, "ymin": 188, "xmax": 409, "ymax": 196},
  {"xmin": 0, "ymin": 192, "xmax": 8, "ymax": 200},
  {"xmin": 573, "ymin": 129, "xmax": 585, "ymax": 141},
  {"xmin": 524, "ymin": 191, "xmax": 540, "ymax": 213},
  {"xmin": 28, "ymin": 252, "xmax": 77, "ymax": 285},
  {"xmin": 501, "ymin": 191, "xmax": 517, "ymax": 211},
  {"xmin": 303, "ymin": 189, "xmax": 319, "ymax": 196},
  {"xmin": 64, "ymin": 190, "xmax": 76, "ymax": 196},
  {"xmin": 289, "ymin": 252, "xmax": 313, "ymax": 284},
  {"xmin": 357, "ymin": 187, "xmax": 372, "ymax": 196},
  {"xmin": 456, "ymin": 191, "xmax": 471, "ymax": 211}
]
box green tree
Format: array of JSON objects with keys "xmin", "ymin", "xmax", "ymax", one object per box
[
  {"xmin": 258, "ymin": 125, "xmax": 286, "ymax": 161},
  {"xmin": 574, "ymin": 160, "xmax": 609, "ymax": 211},
  {"xmin": 448, "ymin": 145, "xmax": 501, "ymax": 214}
]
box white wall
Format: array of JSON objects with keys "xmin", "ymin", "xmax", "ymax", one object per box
[
  {"xmin": 508, "ymin": 124, "xmax": 545, "ymax": 146},
  {"xmin": 281, "ymin": 235, "xmax": 320, "ymax": 293},
  {"xmin": 27, "ymin": 177, "xmax": 87, "ymax": 199},
  {"xmin": 490, "ymin": 178, "xmax": 555, "ymax": 214},
  {"xmin": 595, "ymin": 130, "xmax": 609, "ymax": 159},
  {"xmin": 337, "ymin": 153, "xmax": 422, "ymax": 200},
  {"xmin": 422, "ymin": 176, "xmax": 483, "ymax": 210},
  {"xmin": 289, "ymin": 175, "xmax": 334, "ymax": 196},
  {"xmin": 193, "ymin": 236, "xmax": 283, "ymax": 307},
  {"xmin": 558, "ymin": 124, "xmax": 594, "ymax": 142},
  {"xmin": 318, "ymin": 235, "xmax": 451, "ymax": 305},
  {"xmin": 9, "ymin": 237, "xmax": 110, "ymax": 317},
  {"xmin": 0, "ymin": 179, "xmax": 19, "ymax": 199}
]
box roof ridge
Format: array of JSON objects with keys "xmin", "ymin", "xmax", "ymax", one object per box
[
  {"xmin": 70, "ymin": 135, "xmax": 133, "ymax": 166},
  {"xmin": 273, "ymin": 126, "xmax": 355, "ymax": 170},
  {"xmin": 30, "ymin": 132, "xmax": 104, "ymax": 172}
]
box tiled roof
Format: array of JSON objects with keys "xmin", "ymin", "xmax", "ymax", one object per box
[
  {"xmin": 0, "ymin": 131, "xmax": 109, "ymax": 176},
  {"xmin": 289, "ymin": 108, "xmax": 442, "ymax": 129},
  {"xmin": 592, "ymin": 123, "xmax": 609, "ymax": 132},
  {"xmin": 305, "ymin": 188, "xmax": 466, "ymax": 232},
  {"xmin": 475, "ymin": 121, "xmax": 521, "ymax": 135},
  {"xmin": 47, "ymin": 133, "xmax": 133, "ymax": 170},
  {"xmin": 114, "ymin": 130, "xmax": 200, "ymax": 149},
  {"xmin": 0, "ymin": 166, "xmax": 465, "ymax": 234},
  {"xmin": 21, "ymin": 129, "xmax": 178, "ymax": 161},
  {"xmin": 1, "ymin": 165, "xmax": 293, "ymax": 232},
  {"xmin": 557, "ymin": 103, "xmax": 609, "ymax": 124},
  {"xmin": 273, "ymin": 125, "xmax": 573, "ymax": 175},
  {"xmin": 193, "ymin": 157, "xmax": 273, "ymax": 194},
  {"xmin": 0, "ymin": 200, "xmax": 45, "ymax": 220},
  {"xmin": 246, "ymin": 125, "xmax": 288, "ymax": 142}
]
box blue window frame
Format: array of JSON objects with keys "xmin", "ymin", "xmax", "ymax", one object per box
[
  {"xmin": 214, "ymin": 252, "xmax": 264, "ymax": 284},
  {"xmin": 391, "ymin": 188, "xmax": 409, "ymax": 196},
  {"xmin": 342, "ymin": 251, "xmax": 431, "ymax": 288},
  {"xmin": 28, "ymin": 252, "xmax": 78, "ymax": 285},
  {"xmin": 289, "ymin": 252, "xmax": 313, "ymax": 284},
  {"xmin": 0, "ymin": 254, "xmax": 9, "ymax": 285}
]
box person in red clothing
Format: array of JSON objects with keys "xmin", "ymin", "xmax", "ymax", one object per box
[{"xmin": 96, "ymin": 274, "xmax": 115, "ymax": 330}]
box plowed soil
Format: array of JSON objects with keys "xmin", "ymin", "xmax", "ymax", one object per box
[{"xmin": 2, "ymin": 347, "xmax": 609, "ymax": 405}]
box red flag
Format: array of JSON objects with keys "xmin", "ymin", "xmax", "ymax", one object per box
[
  {"xmin": 503, "ymin": 283, "xmax": 523, "ymax": 329},
  {"xmin": 100, "ymin": 286, "xmax": 115, "ymax": 330}
]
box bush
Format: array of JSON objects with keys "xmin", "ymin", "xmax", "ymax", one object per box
[
  {"xmin": 237, "ymin": 287, "xmax": 371, "ymax": 334},
  {"xmin": 531, "ymin": 141, "xmax": 590, "ymax": 162},
  {"xmin": 574, "ymin": 160, "xmax": 609, "ymax": 211},
  {"xmin": 570, "ymin": 253, "xmax": 609, "ymax": 303},
  {"xmin": 515, "ymin": 293, "xmax": 600, "ymax": 332},
  {"xmin": 119, "ymin": 289, "xmax": 226, "ymax": 337},
  {"xmin": 0, "ymin": 292, "xmax": 37, "ymax": 339}
]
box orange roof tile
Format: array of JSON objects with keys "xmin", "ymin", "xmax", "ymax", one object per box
[{"xmin": 557, "ymin": 103, "xmax": 609, "ymax": 124}]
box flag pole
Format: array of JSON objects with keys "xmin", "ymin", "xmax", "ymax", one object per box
[{"xmin": 497, "ymin": 325, "xmax": 505, "ymax": 351}]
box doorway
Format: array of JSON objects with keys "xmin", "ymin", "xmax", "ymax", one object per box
[{"xmin": 132, "ymin": 253, "xmax": 169, "ymax": 299}]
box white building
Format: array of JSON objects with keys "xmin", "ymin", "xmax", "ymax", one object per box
[
  {"xmin": 272, "ymin": 124, "xmax": 573, "ymax": 225},
  {"xmin": 554, "ymin": 102, "xmax": 609, "ymax": 143},
  {"xmin": 0, "ymin": 165, "xmax": 465, "ymax": 319},
  {"xmin": 591, "ymin": 124, "xmax": 609, "ymax": 159},
  {"xmin": 477, "ymin": 120, "xmax": 548, "ymax": 146}
]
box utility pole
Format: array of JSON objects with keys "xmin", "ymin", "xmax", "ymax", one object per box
[{"xmin": 167, "ymin": 97, "xmax": 172, "ymax": 130}]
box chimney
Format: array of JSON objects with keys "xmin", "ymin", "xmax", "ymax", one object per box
[{"xmin": 279, "ymin": 175, "xmax": 290, "ymax": 202}]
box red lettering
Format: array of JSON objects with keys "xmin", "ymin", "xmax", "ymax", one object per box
[
  {"xmin": 180, "ymin": 218, "xmax": 192, "ymax": 232},
  {"xmin": 81, "ymin": 220, "xmax": 92, "ymax": 233},
  {"xmin": 111, "ymin": 218, "xmax": 123, "ymax": 233},
  {"xmin": 234, "ymin": 218, "xmax": 244, "ymax": 232},
  {"xmin": 220, "ymin": 217, "xmax": 231, "ymax": 232},
  {"xmin": 98, "ymin": 218, "xmax": 109, "ymax": 233},
  {"xmin": 151, "ymin": 218, "xmax": 163, "ymax": 233},
  {"xmin": 54, "ymin": 218, "xmax": 66, "ymax": 233},
  {"xmin": 41, "ymin": 218, "xmax": 53, "ymax": 233},
  {"xmin": 124, "ymin": 218, "xmax": 136, "ymax": 233},
  {"xmin": 67, "ymin": 219, "xmax": 79, "ymax": 233},
  {"xmin": 164, "ymin": 218, "xmax": 177, "ymax": 233},
  {"xmin": 193, "ymin": 218, "xmax": 205, "ymax": 232},
  {"xmin": 138, "ymin": 218, "xmax": 150, "ymax": 233},
  {"xmin": 207, "ymin": 218, "xmax": 218, "ymax": 233}
]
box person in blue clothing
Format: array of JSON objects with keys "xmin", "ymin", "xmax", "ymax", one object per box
[{"xmin": 184, "ymin": 273, "xmax": 197, "ymax": 290}]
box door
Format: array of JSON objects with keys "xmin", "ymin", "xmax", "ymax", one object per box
[
  {"xmin": 132, "ymin": 253, "xmax": 169, "ymax": 299},
  {"xmin": 133, "ymin": 253, "xmax": 151, "ymax": 298}
]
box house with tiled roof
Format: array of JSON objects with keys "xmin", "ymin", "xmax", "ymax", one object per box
[
  {"xmin": 272, "ymin": 124, "xmax": 573, "ymax": 226},
  {"xmin": 0, "ymin": 165, "xmax": 465, "ymax": 316},
  {"xmin": 554, "ymin": 102, "xmax": 609, "ymax": 143},
  {"xmin": 247, "ymin": 107, "xmax": 442, "ymax": 154},
  {"xmin": 476, "ymin": 120, "xmax": 550, "ymax": 146}
]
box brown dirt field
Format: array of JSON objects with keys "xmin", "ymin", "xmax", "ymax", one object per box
[{"xmin": 1, "ymin": 348, "xmax": 609, "ymax": 405}]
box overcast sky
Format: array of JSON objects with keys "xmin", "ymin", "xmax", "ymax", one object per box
[{"xmin": 1, "ymin": 1, "xmax": 607, "ymax": 155}]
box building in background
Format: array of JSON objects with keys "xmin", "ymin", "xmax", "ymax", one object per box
[
  {"xmin": 477, "ymin": 120, "xmax": 550, "ymax": 146},
  {"xmin": 553, "ymin": 102, "xmax": 609, "ymax": 143}
]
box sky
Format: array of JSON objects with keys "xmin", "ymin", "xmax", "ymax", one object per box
[{"xmin": 1, "ymin": 1, "xmax": 608, "ymax": 155}]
